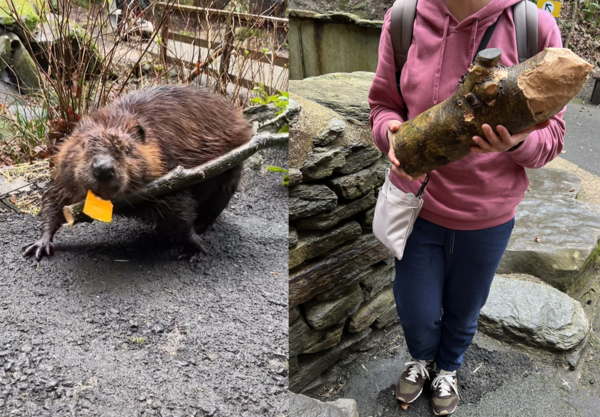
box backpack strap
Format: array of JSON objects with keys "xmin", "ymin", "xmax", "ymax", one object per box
[
  {"xmin": 513, "ymin": 0, "xmax": 539, "ymax": 62},
  {"xmin": 390, "ymin": 0, "xmax": 419, "ymax": 70}
]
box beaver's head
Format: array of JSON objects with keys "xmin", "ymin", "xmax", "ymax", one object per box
[{"xmin": 55, "ymin": 114, "xmax": 165, "ymax": 201}]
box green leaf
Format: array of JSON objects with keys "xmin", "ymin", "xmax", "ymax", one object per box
[
  {"xmin": 266, "ymin": 166, "xmax": 289, "ymax": 174},
  {"xmin": 277, "ymin": 125, "xmax": 289, "ymax": 133}
]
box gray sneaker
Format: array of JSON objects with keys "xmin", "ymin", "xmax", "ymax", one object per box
[
  {"xmin": 395, "ymin": 359, "xmax": 433, "ymax": 403},
  {"xmin": 431, "ymin": 369, "xmax": 459, "ymax": 415}
]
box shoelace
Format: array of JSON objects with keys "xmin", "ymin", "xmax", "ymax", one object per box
[
  {"xmin": 432, "ymin": 371, "xmax": 459, "ymax": 398},
  {"xmin": 404, "ymin": 360, "xmax": 430, "ymax": 383}
]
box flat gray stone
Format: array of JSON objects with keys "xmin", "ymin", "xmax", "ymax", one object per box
[
  {"xmin": 302, "ymin": 320, "xmax": 346, "ymax": 355},
  {"xmin": 290, "ymin": 327, "xmax": 372, "ymax": 392},
  {"xmin": 296, "ymin": 190, "xmax": 377, "ymax": 231},
  {"xmin": 289, "ymin": 393, "xmax": 359, "ymax": 417},
  {"xmin": 348, "ymin": 286, "xmax": 395, "ymax": 333},
  {"xmin": 360, "ymin": 206, "xmax": 375, "ymax": 230},
  {"xmin": 290, "ymin": 234, "xmax": 389, "ymax": 307},
  {"xmin": 290, "ymin": 240, "xmax": 308, "ymax": 270},
  {"xmin": 0, "ymin": 176, "xmax": 29, "ymax": 196},
  {"xmin": 337, "ymin": 143, "xmax": 381, "ymax": 175},
  {"xmin": 498, "ymin": 193, "xmax": 600, "ymax": 291},
  {"xmin": 373, "ymin": 305, "xmax": 399, "ymax": 329},
  {"xmin": 361, "ymin": 262, "xmax": 395, "ymax": 300},
  {"xmin": 290, "ymin": 314, "xmax": 314, "ymax": 358},
  {"xmin": 478, "ymin": 275, "xmax": 590, "ymax": 351},
  {"xmin": 302, "ymin": 147, "xmax": 346, "ymax": 181},
  {"xmin": 289, "ymin": 72, "xmax": 375, "ymax": 125},
  {"xmin": 526, "ymin": 167, "xmax": 581, "ymax": 199},
  {"xmin": 290, "ymin": 184, "xmax": 338, "ymax": 220},
  {"xmin": 327, "ymin": 160, "xmax": 386, "ymax": 200},
  {"xmin": 298, "ymin": 221, "xmax": 362, "ymax": 261},
  {"xmin": 290, "ymin": 306, "xmax": 300, "ymax": 325},
  {"xmin": 305, "ymin": 284, "xmax": 363, "ymax": 330},
  {"xmin": 290, "ymin": 227, "xmax": 299, "ymax": 248},
  {"xmin": 289, "ymin": 168, "xmax": 303, "ymax": 187},
  {"xmin": 314, "ymin": 118, "xmax": 347, "ymax": 146}
]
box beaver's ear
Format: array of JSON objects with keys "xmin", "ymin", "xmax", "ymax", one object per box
[{"xmin": 130, "ymin": 124, "xmax": 146, "ymax": 143}]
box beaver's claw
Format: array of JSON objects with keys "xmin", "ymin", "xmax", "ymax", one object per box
[{"xmin": 22, "ymin": 239, "xmax": 54, "ymax": 261}]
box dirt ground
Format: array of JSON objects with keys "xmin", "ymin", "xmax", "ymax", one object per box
[{"xmin": 0, "ymin": 147, "xmax": 289, "ymax": 417}]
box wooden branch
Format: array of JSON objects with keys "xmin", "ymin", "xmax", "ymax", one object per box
[{"xmin": 62, "ymin": 132, "xmax": 288, "ymax": 226}]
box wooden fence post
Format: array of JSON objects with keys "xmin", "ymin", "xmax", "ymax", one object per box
[{"xmin": 160, "ymin": 9, "xmax": 170, "ymax": 65}]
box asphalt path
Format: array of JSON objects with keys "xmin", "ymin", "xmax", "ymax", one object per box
[
  {"xmin": 0, "ymin": 147, "xmax": 289, "ymax": 417},
  {"xmin": 561, "ymin": 99, "xmax": 600, "ymax": 177}
]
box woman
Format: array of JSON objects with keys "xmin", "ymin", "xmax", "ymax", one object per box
[{"xmin": 368, "ymin": 0, "xmax": 565, "ymax": 415}]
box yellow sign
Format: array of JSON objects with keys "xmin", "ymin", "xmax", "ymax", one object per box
[{"xmin": 537, "ymin": 0, "xmax": 561, "ymax": 18}]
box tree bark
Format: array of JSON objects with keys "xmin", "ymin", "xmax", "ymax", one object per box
[
  {"xmin": 392, "ymin": 47, "xmax": 592, "ymax": 177},
  {"xmin": 62, "ymin": 132, "xmax": 288, "ymax": 226}
]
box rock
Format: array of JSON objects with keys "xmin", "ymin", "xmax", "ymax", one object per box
[
  {"xmin": 304, "ymin": 284, "xmax": 363, "ymax": 330},
  {"xmin": 289, "ymin": 226, "xmax": 298, "ymax": 248},
  {"xmin": 296, "ymin": 190, "xmax": 377, "ymax": 231},
  {"xmin": 373, "ymin": 305, "xmax": 399, "ymax": 329},
  {"xmin": 361, "ymin": 262, "xmax": 395, "ymax": 300},
  {"xmin": 526, "ymin": 168, "xmax": 581, "ymax": 199},
  {"xmin": 2, "ymin": 32, "xmax": 41, "ymax": 93},
  {"xmin": 289, "ymin": 184, "xmax": 338, "ymax": 221},
  {"xmin": 315, "ymin": 259, "xmax": 390, "ymax": 301},
  {"xmin": 242, "ymin": 103, "xmax": 279, "ymax": 125},
  {"xmin": 314, "ymin": 118, "xmax": 347, "ymax": 146},
  {"xmin": 289, "ymin": 393, "xmax": 359, "ymax": 417},
  {"xmin": 0, "ymin": 176, "xmax": 30, "ymax": 196},
  {"xmin": 348, "ymin": 286, "xmax": 395, "ymax": 333},
  {"xmin": 0, "ymin": 0, "xmax": 40, "ymax": 33},
  {"xmin": 32, "ymin": 16, "xmax": 104, "ymax": 79},
  {"xmin": 478, "ymin": 275, "xmax": 590, "ymax": 351},
  {"xmin": 298, "ymin": 221, "xmax": 362, "ymax": 261},
  {"xmin": 498, "ymin": 193, "xmax": 600, "ymax": 291},
  {"xmin": 289, "ymin": 314, "xmax": 314, "ymax": 358},
  {"xmin": 290, "ymin": 328, "xmax": 372, "ymax": 392},
  {"xmin": 290, "ymin": 355, "xmax": 299, "ymax": 375},
  {"xmin": 289, "ymin": 72, "xmax": 375, "ymax": 124},
  {"xmin": 290, "ymin": 306, "xmax": 300, "ymax": 325},
  {"xmin": 0, "ymin": 35, "xmax": 11, "ymax": 73},
  {"xmin": 290, "ymin": 234, "xmax": 390, "ymax": 307},
  {"xmin": 288, "ymin": 168, "xmax": 303, "ymax": 187},
  {"xmin": 289, "ymin": 93, "xmax": 378, "ymax": 171},
  {"xmin": 302, "ymin": 320, "xmax": 345, "ymax": 354},
  {"xmin": 360, "ymin": 206, "xmax": 376, "ymax": 229},
  {"xmin": 301, "ymin": 147, "xmax": 346, "ymax": 181},
  {"xmin": 289, "ymin": 240, "xmax": 308, "ymax": 269},
  {"xmin": 336, "ymin": 143, "xmax": 381, "ymax": 175},
  {"xmin": 327, "ymin": 160, "xmax": 386, "ymax": 200}
]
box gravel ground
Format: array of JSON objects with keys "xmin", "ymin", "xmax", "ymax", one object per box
[{"xmin": 0, "ymin": 147, "xmax": 289, "ymax": 417}]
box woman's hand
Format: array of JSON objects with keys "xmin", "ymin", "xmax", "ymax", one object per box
[
  {"xmin": 387, "ymin": 120, "xmax": 426, "ymax": 181},
  {"xmin": 471, "ymin": 120, "xmax": 552, "ymax": 154}
]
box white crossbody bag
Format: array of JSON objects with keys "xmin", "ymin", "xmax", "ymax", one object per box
[{"xmin": 372, "ymin": 169, "xmax": 429, "ymax": 260}]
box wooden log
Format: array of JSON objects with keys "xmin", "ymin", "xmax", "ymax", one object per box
[{"xmin": 392, "ymin": 48, "xmax": 593, "ymax": 177}]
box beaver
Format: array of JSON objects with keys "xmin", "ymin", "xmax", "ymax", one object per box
[{"xmin": 22, "ymin": 84, "xmax": 252, "ymax": 261}]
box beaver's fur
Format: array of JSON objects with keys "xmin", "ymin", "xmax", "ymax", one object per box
[{"xmin": 23, "ymin": 85, "xmax": 252, "ymax": 261}]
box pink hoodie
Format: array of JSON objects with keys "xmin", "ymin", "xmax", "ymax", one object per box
[{"xmin": 368, "ymin": 0, "xmax": 566, "ymax": 230}]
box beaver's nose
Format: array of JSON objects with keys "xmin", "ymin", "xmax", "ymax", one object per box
[{"xmin": 92, "ymin": 157, "xmax": 115, "ymax": 181}]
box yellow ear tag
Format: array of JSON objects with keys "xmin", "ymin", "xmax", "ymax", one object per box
[{"xmin": 83, "ymin": 190, "xmax": 113, "ymax": 223}]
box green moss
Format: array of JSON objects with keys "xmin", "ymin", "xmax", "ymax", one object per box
[{"xmin": 0, "ymin": 0, "xmax": 43, "ymax": 32}]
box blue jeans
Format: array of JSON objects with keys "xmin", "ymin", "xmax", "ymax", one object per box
[{"xmin": 393, "ymin": 216, "xmax": 515, "ymax": 372}]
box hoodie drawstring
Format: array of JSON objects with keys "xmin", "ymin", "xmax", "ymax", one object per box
[
  {"xmin": 449, "ymin": 230, "xmax": 455, "ymax": 254},
  {"xmin": 432, "ymin": 14, "xmax": 450, "ymax": 105},
  {"xmin": 468, "ymin": 19, "xmax": 479, "ymax": 69}
]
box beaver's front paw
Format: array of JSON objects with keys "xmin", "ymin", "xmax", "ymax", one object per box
[{"xmin": 22, "ymin": 239, "xmax": 55, "ymax": 261}]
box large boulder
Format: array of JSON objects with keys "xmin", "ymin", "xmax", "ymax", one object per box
[
  {"xmin": 0, "ymin": 0, "xmax": 42, "ymax": 34},
  {"xmin": 289, "ymin": 72, "xmax": 375, "ymax": 125},
  {"xmin": 498, "ymin": 168, "xmax": 600, "ymax": 291},
  {"xmin": 289, "ymin": 393, "xmax": 359, "ymax": 417},
  {"xmin": 2, "ymin": 32, "xmax": 41, "ymax": 93},
  {"xmin": 478, "ymin": 275, "xmax": 590, "ymax": 352}
]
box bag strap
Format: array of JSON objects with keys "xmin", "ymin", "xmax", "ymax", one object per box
[
  {"xmin": 473, "ymin": 15, "xmax": 500, "ymax": 63},
  {"xmin": 513, "ymin": 0, "xmax": 539, "ymax": 63},
  {"xmin": 390, "ymin": 0, "xmax": 419, "ymax": 70}
]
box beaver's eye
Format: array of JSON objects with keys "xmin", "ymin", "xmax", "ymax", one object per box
[{"xmin": 125, "ymin": 147, "xmax": 131, "ymax": 156}]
